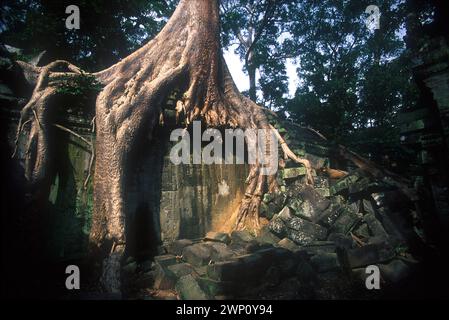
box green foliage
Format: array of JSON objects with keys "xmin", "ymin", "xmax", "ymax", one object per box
[
  {"xmin": 283, "ymin": 0, "xmax": 424, "ymax": 165},
  {"xmin": 220, "ymin": 0, "xmax": 293, "ymax": 108},
  {"xmin": 0, "ymin": 0, "xmax": 177, "ymax": 70},
  {"xmin": 55, "ymin": 71, "xmax": 102, "ymax": 96}
]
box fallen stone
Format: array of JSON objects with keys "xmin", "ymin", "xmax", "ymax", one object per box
[
  {"xmin": 243, "ymin": 240, "xmax": 265, "ymax": 253},
  {"xmin": 154, "ymin": 262, "xmax": 196, "ymax": 290},
  {"xmin": 264, "ymin": 265, "xmax": 282, "ymax": 287},
  {"xmin": 362, "ymin": 199, "xmax": 377, "ymax": 215},
  {"xmin": 278, "ymin": 256, "xmax": 297, "ymax": 278},
  {"xmin": 167, "ymin": 239, "xmax": 194, "ymax": 256},
  {"xmin": 327, "ymin": 233, "xmax": 354, "ymax": 250},
  {"xmin": 364, "ymin": 213, "xmax": 389, "ymax": 240},
  {"xmin": 313, "ymin": 201, "xmax": 342, "ymax": 226},
  {"xmin": 379, "ymin": 259, "xmax": 412, "ymax": 283},
  {"xmin": 255, "ymin": 226, "xmax": 281, "ymax": 245},
  {"xmin": 204, "ymin": 231, "xmax": 231, "ymax": 244},
  {"xmin": 176, "ymin": 274, "xmax": 210, "ymax": 300},
  {"xmin": 349, "ymin": 177, "xmax": 371, "ymax": 195},
  {"xmin": 167, "ymin": 263, "xmax": 196, "ymax": 278},
  {"xmin": 268, "ymin": 214, "xmax": 287, "ymax": 238},
  {"xmin": 154, "ymin": 267, "xmax": 176, "ymax": 290},
  {"xmin": 331, "ymin": 206, "xmax": 360, "ymax": 234},
  {"xmin": 348, "ymin": 200, "xmax": 361, "ymax": 214},
  {"xmin": 277, "ymin": 237, "xmax": 300, "ymax": 252},
  {"xmin": 315, "ymin": 187, "xmax": 330, "ymax": 197},
  {"xmin": 296, "ymin": 261, "xmax": 318, "ymax": 284},
  {"xmin": 286, "ymin": 217, "xmax": 328, "ymax": 245},
  {"xmin": 278, "ymin": 206, "xmax": 293, "ymax": 221},
  {"xmin": 301, "ymin": 241, "xmax": 336, "ymax": 255},
  {"xmin": 310, "ymin": 253, "xmax": 340, "ymax": 273},
  {"xmin": 182, "ymin": 243, "xmax": 213, "ymax": 267},
  {"xmin": 353, "ymin": 223, "xmax": 371, "ymax": 239},
  {"xmin": 345, "ymin": 243, "xmax": 395, "ymax": 268},
  {"xmin": 282, "ymin": 167, "xmax": 307, "ymax": 179},
  {"xmin": 230, "ymin": 230, "xmax": 254, "ymax": 244},
  {"xmin": 288, "ymin": 198, "xmax": 314, "ymax": 220},
  {"xmin": 258, "ymin": 246, "xmax": 295, "ymax": 262},
  {"xmin": 207, "ymin": 260, "xmax": 243, "ymax": 282},
  {"xmin": 207, "ymin": 242, "xmax": 236, "ymax": 262},
  {"xmin": 154, "ymin": 254, "xmax": 178, "ymax": 268},
  {"xmin": 196, "ymin": 276, "xmax": 235, "ymax": 297},
  {"xmin": 330, "ymin": 174, "xmax": 359, "ymax": 195}
]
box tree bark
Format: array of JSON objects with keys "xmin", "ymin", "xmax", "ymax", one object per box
[{"xmin": 12, "ymin": 0, "xmax": 314, "ymax": 294}]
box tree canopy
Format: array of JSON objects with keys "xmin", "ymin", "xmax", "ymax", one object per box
[{"xmin": 0, "ymin": 0, "xmax": 437, "ymax": 164}]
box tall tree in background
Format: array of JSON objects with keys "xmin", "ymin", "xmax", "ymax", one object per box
[{"xmin": 220, "ymin": 0, "xmax": 292, "ymax": 106}]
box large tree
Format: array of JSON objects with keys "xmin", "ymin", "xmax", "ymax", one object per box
[{"xmin": 11, "ymin": 0, "xmax": 314, "ymax": 293}]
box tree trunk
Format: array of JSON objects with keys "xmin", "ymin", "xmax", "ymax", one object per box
[{"xmin": 247, "ymin": 53, "xmax": 257, "ymax": 102}]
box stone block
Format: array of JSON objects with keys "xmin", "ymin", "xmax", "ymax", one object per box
[
  {"xmin": 310, "ymin": 253, "xmax": 340, "ymax": 273},
  {"xmin": 204, "ymin": 231, "xmax": 231, "ymax": 244},
  {"xmin": 182, "ymin": 243, "xmax": 213, "ymax": 267},
  {"xmin": 167, "ymin": 239, "xmax": 193, "ymax": 256},
  {"xmin": 176, "ymin": 274, "xmax": 210, "ymax": 300}
]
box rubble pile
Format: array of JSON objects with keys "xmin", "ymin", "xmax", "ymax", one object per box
[{"xmin": 127, "ymin": 120, "xmax": 423, "ymax": 300}]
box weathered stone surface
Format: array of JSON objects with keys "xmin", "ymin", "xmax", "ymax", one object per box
[
  {"xmin": 182, "ymin": 243, "xmax": 213, "ymax": 267},
  {"xmin": 263, "ymin": 265, "xmax": 282, "ymax": 287},
  {"xmin": 204, "ymin": 231, "xmax": 231, "ymax": 244},
  {"xmin": 207, "ymin": 260, "xmax": 243, "ymax": 282},
  {"xmin": 330, "ymin": 174, "xmax": 359, "ymax": 195},
  {"xmin": 154, "ymin": 262, "xmax": 196, "ymax": 290},
  {"xmin": 296, "ymin": 261, "xmax": 318, "ymax": 284},
  {"xmin": 286, "ymin": 217, "xmax": 328, "ymax": 245},
  {"xmin": 379, "ymin": 259, "xmax": 412, "ymax": 283},
  {"xmin": 207, "ymin": 242, "xmax": 236, "ymax": 262},
  {"xmin": 154, "ymin": 254, "xmax": 178, "ymax": 268},
  {"xmin": 268, "ymin": 214, "xmax": 287, "ymax": 237},
  {"xmin": 364, "ymin": 213, "xmax": 389, "ymax": 240},
  {"xmin": 288, "ymin": 198, "xmax": 314, "ymax": 220},
  {"xmin": 154, "ymin": 267, "xmax": 175, "ymax": 290},
  {"xmin": 349, "ymin": 177, "xmax": 371, "ymax": 195},
  {"xmin": 315, "ymin": 187, "xmax": 331, "ymax": 197},
  {"xmin": 255, "ymin": 226, "xmax": 281, "ymax": 245},
  {"xmin": 159, "ymin": 191, "xmax": 180, "ymax": 242},
  {"xmin": 313, "ymin": 201, "xmax": 342, "ymax": 226},
  {"xmin": 167, "ymin": 239, "xmax": 194, "ymax": 256},
  {"xmin": 196, "ymin": 276, "xmax": 235, "ymax": 297},
  {"xmin": 327, "ymin": 233, "xmax": 354, "ymax": 250},
  {"xmin": 281, "ymin": 167, "xmax": 307, "ymax": 179},
  {"xmin": 301, "ymin": 241, "xmax": 336, "ymax": 255},
  {"xmin": 345, "ymin": 243, "xmax": 395, "ymax": 268},
  {"xmin": 176, "ymin": 274, "xmax": 210, "ymax": 300},
  {"xmin": 353, "ymin": 223, "xmax": 371, "ymax": 239},
  {"xmin": 331, "ymin": 206, "xmax": 360, "ymax": 234},
  {"xmin": 277, "ymin": 237, "xmax": 300, "ymax": 252},
  {"xmin": 278, "ymin": 206, "xmax": 293, "ymax": 221},
  {"xmin": 310, "ymin": 253, "xmax": 340, "ymax": 273},
  {"xmin": 167, "ymin": 263, "xmax": 196, "ymax": 278},
  {"xmin": 230, "ymin": 230, "xmax": 254, "ymax": 243},
  {"xmin": 362, "ymin": 199, "xmax": 377, "ymax": 215}
]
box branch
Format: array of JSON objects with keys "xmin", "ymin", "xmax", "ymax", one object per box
[{"xmin": 53, "ymin": 123, "xmax": 92, "ymax": 147}]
